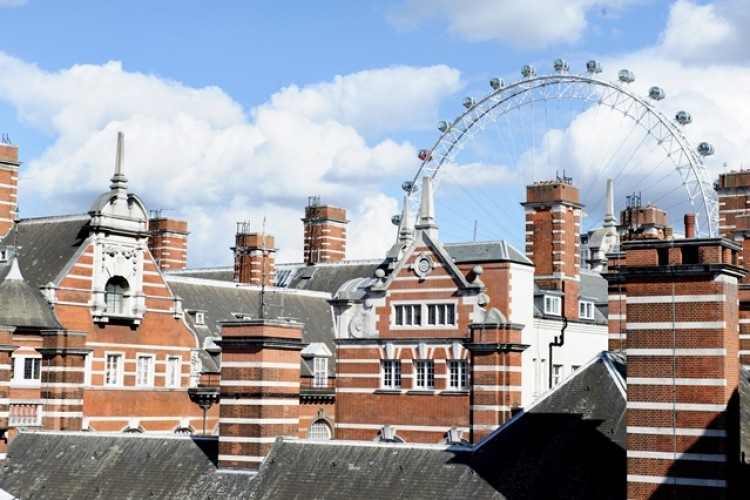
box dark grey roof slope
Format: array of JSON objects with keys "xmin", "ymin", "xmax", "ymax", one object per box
[
  {"xmin": 0, "ymin": 432, "xmax": 255, "ymax": 500},
  {"xmin": 250, "ymin": 441, "xmax": 502, "ymax": 500},
  {"xmin": 470, "ymin": 351, "xmax": 626, "ymax": 499},
  {"xmin": 444, "ymin": 240, "xmax": 531, "ymax": 265},
  {"xmin": 250, "ymin": 351, "xmax": 627, "ymax": 500},
  {"xmin": 1, "ymin": 215, "xmax": 89, "ymax": 289},
  {"xmin": 284, "ymin": 260, "xmax": 384, "ymax": 293},
  {"xmin": 580, "ymin": 269, "xmax": 609, "ymax": 302},
  {"xmin": 167, "ymin": 277, "xmax": 336, "ymax": 374},
  {"xmin": 0, "ymin": 260, "xmax": 61, "ymax": 329},
  {"xmin": 166, "ymin": 266, "xmax": 234, "ymax": 282}
]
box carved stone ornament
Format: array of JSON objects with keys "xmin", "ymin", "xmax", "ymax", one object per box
[{"xmin": 411, "ymin": 251, "xmax": 434, "ymax": 279}]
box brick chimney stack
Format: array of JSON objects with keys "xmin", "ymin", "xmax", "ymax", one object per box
[
  {"xmin": 216, "ymin": 319, "xmax": 303, "ymax": 469},
  {"xmin": 522, "ymin": 179, "xmax": 582, "ymax": 319},
  {"xmin": 619, "ymin": 194, "xmax": 669, "ymax": 241},
  {"xmin": 232, "ymin": 222, "xmax": 276, "ymax": 286},
  {"xmin": 0, "ymin": 143, "xmax": 20, "ymax": 239},
  {"xmin": 715, "ymin": 169, "xmax": 750, "ymax": 365},
  {"xmin": 148, "ymin": 215, "xmax": 189, "ymax": 271},
  {"xmin": 302, "ymin": 196, "xmax": 348, "ymax": 265},
  {"xmin": 609, "ymin": 237, "xmax": 745, "ymax": 498},
  {"xmin": 684, "ymin": 213, "xmax": 696, "ymax": 239}
]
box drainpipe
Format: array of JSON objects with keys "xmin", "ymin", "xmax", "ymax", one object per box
[{"xmin": 548, "ymin": 297, "xmax": 568, "ymax": 389}]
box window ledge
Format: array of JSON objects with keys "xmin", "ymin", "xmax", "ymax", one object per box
[
  {"xmin": 374, "ymin": 389, "xmax": 402, "ymax": 394},
  {"xmin": 441, "ymin": 390, "xmax": 469, "ymax": 396},
  {"xmin": 406, "ymin": 390, "xmax": 436, "ymax": 395},
  {"xmin": 10, "ymin": 381, "xmax": 41, "ymax": 388}
]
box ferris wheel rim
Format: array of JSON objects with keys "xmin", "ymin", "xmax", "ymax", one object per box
[{"xmin": 406, "ymin": 68, "xmax": 718, "ymax": 238}]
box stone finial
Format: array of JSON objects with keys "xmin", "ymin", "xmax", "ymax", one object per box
[{"xmin": 109, "ymin": 131, "xmax": 128, "ymax": 192}]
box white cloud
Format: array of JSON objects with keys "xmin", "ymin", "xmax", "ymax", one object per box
[
  {"xmin": 388, "ymin": 0, "xmax": 644, "ymax": 49},
  {"xmin": 656, "ymin": 0, "xmax": 750, "ymax": 64},
  {"xmin": 0, "ymin": 0, "xmax": 27, "ymax": 7},
  {"xmin": 0, "ymin": 52, "xmax": 462, "ymax": 267}
]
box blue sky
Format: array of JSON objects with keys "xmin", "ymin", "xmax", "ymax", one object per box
[{"xmin": 1, "ymin": 0, "xmax": 748, "ymax": 267}]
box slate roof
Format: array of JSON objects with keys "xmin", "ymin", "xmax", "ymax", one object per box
[
  {"xmin": 1, "ymin": 215, "xmax": 90, "ymax": 289},
  {"xmin": 0, "ymin": 351, "xmax": 627, "ymax": 500},
  {"xmin": 166, "ymin": 276, "xmax": 336, "ymax": 375},
  {"xmin": 0, "ymin": 433, "xmax": 256, "ymax": 499},
  {"xmin": 170, "ymin": 240, "xmax": 530, "ymax": 296},
  {"xmin": 443, "ymin": 240, "xmax": 531, "ymax": 265},
  {"xmin": 0, "ymin": 258, "xmax": 61, "ymax": 329},
  {"xmin": 283, "ymin": 260, "xmax": 384, "ymax": 293}
]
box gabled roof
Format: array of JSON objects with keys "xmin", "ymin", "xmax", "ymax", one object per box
[{"xmin": 1, "ymin": 215, "xmax": 90, "ymax": 289}]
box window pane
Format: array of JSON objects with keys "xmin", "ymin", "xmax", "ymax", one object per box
[
  {"xmin": 313, "ymin": 357, "xmax": 327, "ymax": 387},
  {"xmin": 105, "ymin": 354, "xmax": 121, "ymax": 386},
  {"xmin": 24, "ymin": 358, "xmax": 41, "ymax": 380},
  {"xmin": 309, "ymin": 420, "xmax": 332, "ymax": 440}
]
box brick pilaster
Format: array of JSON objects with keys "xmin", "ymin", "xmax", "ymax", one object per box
[
  {"xmin": 0, "ymin": 329, "xmax": 18, "ymax": 465},
  {"xmin": 466, "ymin": 322, "xmax": 526, "ymax": 442},
  {"xmin": 38, "ymin": 330, "xmax": 89, "ymax": 432}
]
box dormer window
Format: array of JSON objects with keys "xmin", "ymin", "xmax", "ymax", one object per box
[
  {"xmin": 579, "ymin": 300, "xmax": 595, "ymax": 320},
  {"xmin": 195, "ymin": 312, "xmax": 205, "ymax": 325},
  {"xmin": 105, "ymin": 276, "xmax": 129, "ymax": 315},
  {"xmin": 0, "ymin": 247, "xmax": 8, "ymax": 262},
  {"xmin": 544, "ymin": 295, "xmax": 561, "ymax": 316}
]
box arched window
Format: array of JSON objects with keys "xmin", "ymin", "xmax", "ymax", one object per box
[
  {"xmin": 308, "ymin": 419, "xmax": 332, "ymax": 440},
  {"xmin": 105, "ymin": 276, "xmax": 129, "ymax": 315}
]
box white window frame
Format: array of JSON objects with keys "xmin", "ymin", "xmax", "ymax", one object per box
[
  {"xmin": 393, "ymin": 301, "xmax": 457, "ymax": 328},
  {"xmin": 104, "ymin": 277, "xmax": 130, "ymax": 316},
  {"xmin": 195, "ymin": 312, "xmax": 205, "ymax": 325},
  {"xmin": 313, "ymin": 357, "xmax": 328, "ymax": 388},
  {"xmin": 381, "ymin": 359, "xmax": 401, "ymax": 390},
  {"xmin": 135, "ymin": 354, "xmax": 155, "ymax": 387},
  {"xmin": 414, "ymin": 360, "xmax": 435, "ymax": 390},
  {"xmin": 84, "ymin": 353, "xmax": 93, "ymax": 386},
  {"xmin": 426, "ymin": 304, "xmax": 456, "ymax": 326},
  {"xmin": 579, "ymin": 300, "xmax": 595, "ymax": 320},
  {"xmin": 447, "ymin": 360, "xmax": 468, "ymax": 390},
  {"xmin": 165, "ymin": 355, "xmax": 181, "ymax": 388},
  {"xmin": 11, "ymin": 356, "xmax": 42, "ymax": 386},
  {"xmin": 552, "ymin": 364, "xmax": 564, "ymax": 386},
  {"xmin": 544, "ymin": 295, "xmax": 562, "ymax": 316},
  {"xmin": 104, "ymin": 353, "xmax": 124, "ymax": 387},
  {"xmin": 394, "ymin": 304, "xmax": 421, "ymax": 326},
  {"xmin": 309, "ymin": 419, "xmax": 333, "ymax": 440}
]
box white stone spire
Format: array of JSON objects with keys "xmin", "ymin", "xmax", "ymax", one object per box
[
  {"xmin": 414, "ymin": 176, "xmax": 438, "ymax": 238},
  {"xmin": 109, "ymin": 131, "xmax": 128, "ymax": 192},
  {"xmin": 396, "ymin": 195, "xmax": 413, "ymax": 245},
  {"xmin": 604, "ymin": 178, "xmax": 616, "ymax": 229}
]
